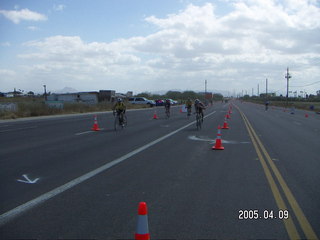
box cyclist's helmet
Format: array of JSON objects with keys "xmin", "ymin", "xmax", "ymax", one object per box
[
  {"xmin": 117, "ymin": 98, "xmax": 122, "ymax": 102},
  {"xmin": 195, "ymin": 99, "xmax": 200, "ymax": 104},
  {"xmin": 166, "ymin": 99, "xmax": 170, "ymax": 102}
]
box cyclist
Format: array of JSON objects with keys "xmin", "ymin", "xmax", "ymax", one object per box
[
  {"xmin": 186, "ymin": 98, "xmax": 193, "ymax": 116},
  {"xmin": 164, "ymin": 99, "xmax": 171, "ymax": 117},
  {"xmin": 113, "ymin": 98, "xmax": 126, "ymax": 126},
  {"xmin": 265, "ymin": 100, "xmax": 269, "ymax": 111},
  {"xmin": 194, "ymin": 99, "xmax": 205, "ymax": 121}
]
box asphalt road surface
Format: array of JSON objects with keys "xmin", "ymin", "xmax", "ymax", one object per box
[{"xmin": 0, "ymin": 101, "xmax": 319, "ymax": 240}]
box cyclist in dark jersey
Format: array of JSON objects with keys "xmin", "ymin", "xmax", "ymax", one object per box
[{"xmin": 194, "ymin": 99, "xmax": 205, "ymax": 120}]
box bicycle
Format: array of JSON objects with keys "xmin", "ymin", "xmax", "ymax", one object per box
[
  {"xmin": 187, "ymin": 106, "xmax": 192, "ymax": 119},
  {"xmin": 195, "ymin": 111, "xmax": 202, "ymax": 130},
  {"xmin": 114, "ymin": 111, "xmax": 127, "ymax": 131},
  {"xmin": 165, "ymin": 107, "xmax": 170, "ymax": 119}
]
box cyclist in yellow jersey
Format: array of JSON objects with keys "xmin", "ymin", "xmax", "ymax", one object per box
[
  {"xmin": 186, "ymin": 98, "xmax": 193, "ymax": 116},
  {"xmin": 113, "ymin": 98, "xmax": 126, "ymax": 124}
]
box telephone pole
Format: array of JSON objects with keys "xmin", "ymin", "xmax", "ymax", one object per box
[
  {"xmin": 205, "ymin": 79, "xmax": 207, "ymax": 94},
  {"xmin": 285, "ymin": 67, "xmax": 291, "ymax": 107},
  {"xmin": 43, "ymin": 85, "xmax": 47, "ymax": 101},
  {"xmin": 266, "ymin": 78, "xmax": 268, "ymax": 99}
]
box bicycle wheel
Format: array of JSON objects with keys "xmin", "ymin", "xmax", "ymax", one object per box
[
  {"xmin": 122, "ymin": 114, "xmax": 127, "ymax": 128},
  {"xmin": 114, "ymin": 116, "xmax": 118, "ymax": 131},
  {"xmin": 196, "ymin": 114, "xmax": 201, "ymax": 130},
  {"xmin": 166, "ymin": 110, "xmax": 170, "ymax": 119},
  {"xmin": 187, "ymin": 108, "xmax": 191, "ymax": 119}
]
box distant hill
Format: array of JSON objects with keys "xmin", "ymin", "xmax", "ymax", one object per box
[{"xmin": 54, "ymin": 87, "xmax": 78, "ymax": 94}]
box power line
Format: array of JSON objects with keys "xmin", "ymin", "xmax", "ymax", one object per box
[{"xmin": 291, "ymin": 81, "xmax": 320, "ymax": 88}]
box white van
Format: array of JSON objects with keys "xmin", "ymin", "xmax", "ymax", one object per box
[{"xmin": 128, "ymin": 97, "xmax": 155, "ymax": 107}]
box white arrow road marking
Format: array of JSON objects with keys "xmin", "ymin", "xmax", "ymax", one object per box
[
  {"xmin": 75, "ymin": 128, "xmax": 105, "ymax": 135},
  {"xmin": 188, "ymin": 135, "xmax": 250, "ymax": 144},
  {"xmin": 17, "ymin": 175, "xmax": 39, "ymax": 184}
]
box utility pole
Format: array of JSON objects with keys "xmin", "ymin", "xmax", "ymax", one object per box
[
  {"xmin": 266, "ymin": 78, "xmax": 268, "ymax": 99},
  {"xmin": 204, "ymin": 79, "xmax": 207, "ymax": 103},
  {"xmin": 285, "ymin": 67, "xmax": 291, "ymax": 107},
  {"xmin": 258, "ymin": 84, "xmax": 260, "ymax": 97},
  {"xmin": 252, "ymin": 88, "xmax": 254, "ymax": 97},
  {"xmin": 205, "ymin": 80, "xmax": 207, "ymax": 94},
  {"xmin": 43, "ymin": 85, "xmax": 47, "ymax": 101}
]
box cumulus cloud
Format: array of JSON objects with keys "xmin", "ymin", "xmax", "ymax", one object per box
[
  {"xmin": 53, "ymin": 4, "xmax": 66, "ymax": 12},
  {"xmin": 1, "ymin": 42, "xmax": 11, "ymax": 47},
  {"xmin": 0, "ymin": 8, "xmax": 47, "ymax": 24},
  {"xmin": 15, "ymin": 1, "xmax": 320, "ymax": 94},
  {"xmin": 27, "ymin": 26, "xmax": 39, "ymax": 31},
  {"xmin": 0, "ymin": 69, "xmax": 16, "ymax": 76}
]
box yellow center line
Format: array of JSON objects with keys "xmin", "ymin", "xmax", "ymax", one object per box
[
  {"xmin": 243, "ymin": 114, "xmax": 318, "ymax": 240},
  {"xmin": 236, "ymin": 105, "xmax": 318, "ymax": 240},
  {"xmin": 238, "ymin": 110, "xmax": 300, "ymax": 239}
]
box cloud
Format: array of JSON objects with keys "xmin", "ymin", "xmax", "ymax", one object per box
[
  {"xmin": 0, "ymin": 8, "xmax": 47, "ymax": 24},
  {"xmin": 27, "ymin": 26, "xmax": 39, "ymax": 31},
  {"xmin": 53, "ymin": 4, "xmax": 66, "ymax": 12},
  {"xmin": 1, "ymin": 42, "xmax": 11, "ymax": 47},
  {"xmin": 0, "ymin": 69, "xmax": 16, "ymax": 76},
  {"xmin": 13, "ymin": 1, "xmax": 320, "ymax": 94}
]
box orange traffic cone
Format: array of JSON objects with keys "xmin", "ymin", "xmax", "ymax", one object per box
[
  {"xmin": 212, "ymin": 126, "xmax": 224, "ymax": 150},
  {"xmin": 91, "ymin": 115, "xmax": 100, "ymax": 131},
  {"xmin": 305, "ymin": 113, "xmax": 309, "ymax": 118},
  {"xmin": 226, "ymin": 113, "xmax": 231, "ymax": 119},
  {"xmin": 153, "ymin": 111, "xmax": 158, "ymax": 119},
  {"xmin": 135, "ymin": 202, "xmax": 150, "ymax": 240},
  {"xmin": 217, "ymin": 125, "xmax": 222, "ymax": 136},
  {"xmin": 222, "ymin": 118, "xmax": 229, "ymax": 129}
]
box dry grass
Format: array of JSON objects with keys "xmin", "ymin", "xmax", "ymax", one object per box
[
  {"xmin": 0, "ymin": 97, "xmax": 153, "ymax": 119},
  {"xmin": 248, "ymin": 99, "xmax": 320, "ymax": 112}
]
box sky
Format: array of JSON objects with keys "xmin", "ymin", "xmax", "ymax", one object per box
[{"xmin": 0, "ymin": 0, "xmax": 320, "ymax": 96}]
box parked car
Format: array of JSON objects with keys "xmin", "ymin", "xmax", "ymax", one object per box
[
  {"xmin": 155, "ymin": 99, "xmax": 164, "ymax": 106},
  {"xmin": 169, "ymin": 99, "xmax": 178, "ymax": 105},
  {"xmin": 128, "ymin": 97, "xmax": 155, "ymax": 107}
]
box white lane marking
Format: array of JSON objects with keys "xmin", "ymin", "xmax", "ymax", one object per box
[
  {"xmin": 293, "ymin": 121, "xmax": 301, "ymax": 126},
  {"xmin": 75, "ymin": 128, "xmax": 105, "ymax": 135},
  {"xmin": 17, "ymin": 175, "xmax": 39, "ymax": 184},
  {"xmin": 0, "ymin": 126, "xmax": 37, "ymax": 133},
  {"xmin": 0, "ymin": 111, "xmax": 216, "ymax": 226}
]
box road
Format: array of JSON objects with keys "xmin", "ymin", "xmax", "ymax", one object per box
[{"xmin": 0, "ymin": 101, "xmax": 319, "ymax": 240}]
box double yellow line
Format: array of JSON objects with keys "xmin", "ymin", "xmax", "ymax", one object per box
[{"xmin": 237, "ymin": 106, "xmax": 318, "ymax": 240}]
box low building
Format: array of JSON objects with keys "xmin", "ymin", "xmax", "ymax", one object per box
[
  {"xmin": 126, "ymin": 91, "xmax": 133, "ymax": 97},
  {"xmin": 47, "ymin": 90, "xmax": 132, "ymax": 104},
  {"xmin": 48, "ymin": 92, "xmax": 99, "ymax": 104},
  {"xmin": 98, "ymin": 90, "xmax": 115, "ymax": 102}
]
